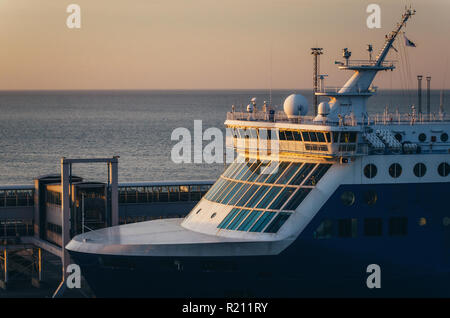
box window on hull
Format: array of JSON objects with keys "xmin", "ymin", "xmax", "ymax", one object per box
[
  {"xmin": 389, "ymin": 217, "xmax": 408, "ymax": 236},
  {"xmin": 364, "ymin": 218, "xmax": 383, "ymax": 236}
]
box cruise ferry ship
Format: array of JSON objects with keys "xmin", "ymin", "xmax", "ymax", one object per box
[{"xmin": 67, "ymin": 8, "xmax": 450, "ymax": 297}]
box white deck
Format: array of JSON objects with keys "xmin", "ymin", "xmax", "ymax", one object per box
[{"xmin": 66, "ymin": 218, "xmax": 290, "ymax": 257}]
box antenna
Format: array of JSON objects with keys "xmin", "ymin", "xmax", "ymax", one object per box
[
  {"xmin": 367, "ymin": 44, "xmax": 373, "ymax": 61},
  {"xmin": 311, "ymin": 48, "xmax": 323, "ymax": 116},
  {"xmin": 342, "ymin": 48, "xmax": 352, "ymax": 66}
]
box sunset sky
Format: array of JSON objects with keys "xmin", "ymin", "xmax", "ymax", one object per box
[{"xmin": 0, "ymin": 0, "xmax": 449, "ymax": 90}]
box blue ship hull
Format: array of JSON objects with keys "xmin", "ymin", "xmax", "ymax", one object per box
[{"xmin": 69, "ymin": 183, "xmax": 450, "ymax": 297}]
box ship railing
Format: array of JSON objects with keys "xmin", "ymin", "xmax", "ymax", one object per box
[
  {"xmin": 227, "ymin": 111, "xmax": 359, "ymax": 126},
  {"xmin": 365, "ymin": 112, "xmax": 450, "ymax": 126},
  {"xmin": 227, "ymin": 110, "xmax": 450, "ymax": 126},
  {"xmin": 318, "ymin": 86, "xmax": 378, "ymax": 94}
]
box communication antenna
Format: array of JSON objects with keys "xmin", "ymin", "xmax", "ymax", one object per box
[
  {"xmin": 311, "ymin": 48, "xmax": 323, "ymax": 116},
  {"xmin": 367, "ymin": 44, "xmax": 373, "ymax": 61}
]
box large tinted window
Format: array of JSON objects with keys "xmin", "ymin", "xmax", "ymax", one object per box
[
  {"xmin": 264, "ymin": 212, "xmax": 291, "ymax": 233},
  {"xmin": 256, "ymin": 186, "xmax": 282, "ymax": 209},
  {"xmin": 269, "ymin": 187, "xmax": 295, "ymax": 210},
  {"xmin": 289, "ymin": 163, "xmax": 315, "ymax": 185},
  {"xmin": 237, "ymin": 210, "xmax": 262, "ymax": 231},
  {"xmin": 249, "ymin": 212, "xmax": 276, "ymax": 232},
  {"xmin": 284, "ymin": 188, "xmax": 312, "ymax": 210}
]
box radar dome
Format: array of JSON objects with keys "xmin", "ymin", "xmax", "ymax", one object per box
[
  {"xmin": 318, "ymin": 102, "xmax": 330, "ymax": 116},
  {"xmin": 283, "ymin": 94, "xmax": 308, "ymax": 118}
]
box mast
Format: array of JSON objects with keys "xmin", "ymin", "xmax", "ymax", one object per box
[{"xmin": 375, "ymin": 7, "xmax": 416, "ymax": 66}]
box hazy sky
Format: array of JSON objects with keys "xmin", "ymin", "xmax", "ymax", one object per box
[{"xmin": 0, "ymin": 0, "xmax": 449, "ymax": 90}]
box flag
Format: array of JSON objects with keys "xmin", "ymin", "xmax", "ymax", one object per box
[{"xmin": 403, "ymin": 33, "xmax": 416, "ymax": 47}]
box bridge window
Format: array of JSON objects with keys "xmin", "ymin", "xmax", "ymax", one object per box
[
  {"xmin": 340, "ymin": 132, "xmax": 357, "ymax": 143},
  {"xmin": 413, "ymin": 163, "xmax": 427, "ymax": 177},
  {"xmin": 364, "ymin": 218, "xmax": 383, "ymax": 236},
  {"xmin": 389, "ymin": 163, "xmax": 402, "ymax": 178},
  {"xmin": 388, "ymin": 217, "xmax": 408, "ymax": 236},
  {"xmin": 332, "ymin": 132, "xmax": 339, "ymax": 142},
  {"xmin": 341, "ymin": 191, "xmax": 355, "ymax": 206},
  {"xmin": 364, "ymin": 164, "xmax": 377, "ymax": 179},
  {"xmin": 292, "ymin": 131, "xmax": 302, "ymax": 141},
  {"xmin": 317, "ymin": 132, "xmax": 326, "ymax": 143},
  {"xmin": 302, "ymin": 131, "xmax": 311, "ymax": 142},
  {"xmin": 338, "ymin": 218, "xmax": 357, "ymax": 238},
  {"xmin": 264, "ymin": 212, "xmax": 291, "ymax": 233},
  {"xmin": 438, "ymin": 162, "xmax": 450, "ymax": 177},
  {"xmin": 325, "ymin": 132, "xmax": 331, "ymax": 143},
  {"xmin": 314, "ymin": 219, "xmax": 333, "ymax": 239}
]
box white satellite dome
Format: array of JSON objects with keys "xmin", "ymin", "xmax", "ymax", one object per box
[
  {"xmin": 283, "ymin": 94, "xmax": 308, "ymax": 118},
  {"xmin": 318, "ymin": 101, "xmax": 330, "ymax": 116}
]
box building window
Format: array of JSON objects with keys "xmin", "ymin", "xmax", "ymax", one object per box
[
  {"xmin": 210, "ymin": 212, "xmax": 217, "ymax": 219},
  {"xmin": 418, "ymin": 133, "xmax": 427, "ymax": 142},
  {"xmin": 338, "ymin": 218, "xmax": 357, "ymax": 238},
  {"xmin": 441, "ymin": 133, "xmax": 449, "ymax": 142},
  {"xmin": 341, "ymin": 191, "xmax": 355, "ymax": 206},
  {"xmin": 389, "ymin": 217, "xmax": 408, "ymax": 236},
  {"xmin": 438, "ymin": 162, "xmax": 450, "ymax": 177},
  {"xmin": 196, "ymin": 209, "xmax": 202, "ymax": 214},
  {"xmin": 413, "ymin": 163, "xmax": 427, "ymax": 177},
  {"xmin": 364, "ymin": 190, "xmax": 377, "ymax": 205},
  {"xmin": 364, "ymin": 164, "xmax": 377, "ymax": 179},
  {"xmin": 389, "ymin": 163, "xmax": 402, "ymax": 178},
  {"xmin": 314, "ymin": 219, "xmax": 333, "ymax": 239},
  {"xmin": 364, "ymin": 218, "xmax": 383, "ymax": 236}
]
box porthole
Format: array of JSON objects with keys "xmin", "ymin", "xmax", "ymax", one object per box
[
  {"xmin": 341, "ymin": 191, "xmax": 355, "ymax": 206},
  {"xmin": 441, "ymin": 133, "xmax": 449, "ymax": 142},
  {"xmin": 389, "ymin": 163, "xmax": 402, "ymax": 178},
  {"xmin": 394, "ymin": 133, "xmax": 402, "ymax": 142},
  {"xmin": 437, "ymin": 162, "xmax": 450, "ymax": 177},
  {"xmin": 210, "ymin": 212, "xmax": 217, "ymax": 219},
  {"xmin": 418, "ymin": 133, "xmax": 426, "ymax": 142},
  {"xmin": 413, "ymin": 163, "xmax": 427, "ymax": 178},
  {"xmin": 364, "ymin": 190, "xmax": 377, "ymax": 205},
  {"xmin": 363, "ymin": 164, "xmax": 377, "ymax": 179},
  {"xmin": 418, "ymin": 217, "xmax": 427, "ymax": 226}
]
